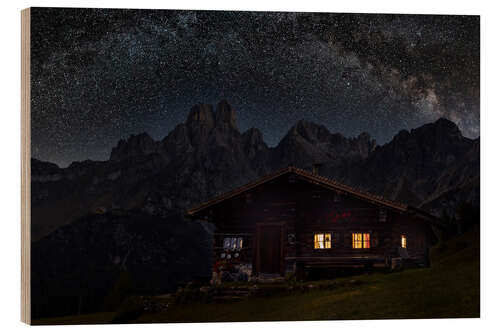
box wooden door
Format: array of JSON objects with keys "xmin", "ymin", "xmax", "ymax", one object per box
[{"xmin": 257, "ymin": 224, "xmax": 283, "ymax": 275}]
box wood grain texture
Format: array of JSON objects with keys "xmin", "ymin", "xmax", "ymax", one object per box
[
  {"xmin": 21, "ymin": 7, "xmax": 31, "ymax": 325},
  {"xmin": 191, "ymin": 172, "xmax": 433, "ymax": 277}
]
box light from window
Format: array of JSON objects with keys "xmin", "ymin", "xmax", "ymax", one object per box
[
  {"xmin": 223, "ymin": 237, "xmax": 243, "ymax": 250},
  {"xmin": 401, "ymin": 235, "xmax": 407, "ymax": 248},
  {"xmin": 352, "ymin": 233, "xmax": 370, "ymax": 249},
  {"xmin": 314, "ymin": 233, "xmax": 331, "ymax": 249},
  {"xmin": 363, "ymin": 233, "xmax": 370, "ymax": 248}
]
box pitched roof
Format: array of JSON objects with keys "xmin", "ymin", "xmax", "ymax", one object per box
[{"xmin": 186, "ymin": 166, "xmax": 424, "ymax": 217}]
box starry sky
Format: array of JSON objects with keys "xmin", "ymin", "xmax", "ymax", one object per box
[{"xmin": 31, "ymin": 8, "xmax": 480, "ymax": 167}]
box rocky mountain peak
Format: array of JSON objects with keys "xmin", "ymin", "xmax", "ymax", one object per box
[
  {"xmin": 32, "ymin": 102, "xmax": 479, "ymax": 241},
  {"xmin": 31, "ymin": 158, "xmax": 62, "ymax": 175},
  {"xmin": 186, "ymin": 103, "xmax": 215, "ymax": 130},
  {"xmin": 287, "ymin": 119, "xmax": 331, "ymax": 143},
  {"xmin": 386, "ymin": 117, "xmax": 467, "ymax": 156},
  {"xmin": 351, "ymin": 132, "xmax": 377, "ymax": 158},
  {"xmin": 186, "ymin": 103, "xmax": 216, "ymax": 145},
  {"xmin": 242, "ymin": 127, "xmax": 268, "ymax": 159},
  {"xmin": 356, "ymin": 131, "xmax": 373, "ymax": 142},
  {"xmin": 434, "ymin": 117, "xmax": 461, "ymax": 130},
  {"xmin": 412, "ymin": 117, "xmax": 463, "ymax": 140},
  {"xmin": 110, "ymin": 132, "xmax": 157, "ymax": 161},
  {"xmin": 215, "ymin": 100, "xmax": 238, "ymax": 129},
  {"xmin": 242, "ymin": 127, "xmax": 264, "ymax": 143}
]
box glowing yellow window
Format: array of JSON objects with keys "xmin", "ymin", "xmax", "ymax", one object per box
[
  {"xmin": 401, "ymin": 235, "xmax": 407, "ymax": 248},
  {"xmin": 314, "ymin": 233, "xmax": 331, "ymax": 249},
  {"xmin": 352, "ymin": 233, "xmax": 370, "ymax": 249}
]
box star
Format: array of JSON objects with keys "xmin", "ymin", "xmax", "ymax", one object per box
[{"xmin": 30, "ymin": 8, "xmax": 479, "ymax": 167}]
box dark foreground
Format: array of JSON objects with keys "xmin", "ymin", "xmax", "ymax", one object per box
[{"xmin": 33, "ymin": 226, "xmax": 479, "ymax": 324}]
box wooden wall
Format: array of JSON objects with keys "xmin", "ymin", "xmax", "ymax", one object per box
[{"xmin": 201, "ymin": 173, "xmax": 431, "ymax": 273}]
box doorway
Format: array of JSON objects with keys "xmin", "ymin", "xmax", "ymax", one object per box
[{"xmin": 256, "ymin": 223, "xmax": 284, "ymax": 275}]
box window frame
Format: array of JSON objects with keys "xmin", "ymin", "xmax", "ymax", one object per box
[
  {"xmin": 313, "ymin": 232, "xmax": 332, "ymax": 249},
  {"xmin": 352, "ymin": 232, "xmax": 371, "ymax": 249},
  {"xmin": 222, "ymin": 236, "xmax": 244, "ymax": 251},
  {"xmin": 401, "ymin": 234, "xmax": 407, "ymax": 248}
]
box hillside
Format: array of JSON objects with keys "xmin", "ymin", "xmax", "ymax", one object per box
[
  {"xmin": 30, "ymin": 101, "xmax": 479, "ymax": 319},
  {"xmin": 136, "ymin": 227, "xmax": 479, "ymax": 322},
  {"xmin": 31, "ymin": 210, "xmax": 213, "ymax": 319},
  {"xmin": 33, "ymin": 226, "xmax": 479, "ymax": 324}
]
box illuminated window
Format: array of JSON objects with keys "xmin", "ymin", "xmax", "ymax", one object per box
[
  {"xmin": 401, "ymin": 235, "xmax": 407, "ymax": 248},
  {"xmin": 352, "ymin": 233, "xmax": 362, "ymax": 248},
  {"xmin": 223, "ymin": 237, "xmax": 243, "ymax": 250},
  {"xmin": 314, "ymin": 233, "xmax": 332, "ymax": 249},
  {"xmin": 352, "ymin": 233, "xmax": 370, "ymax": 249}
]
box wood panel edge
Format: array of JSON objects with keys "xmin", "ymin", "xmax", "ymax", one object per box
[{"xmin": 21, "ymin": 7, "xmax": 31, "ymax": 325}]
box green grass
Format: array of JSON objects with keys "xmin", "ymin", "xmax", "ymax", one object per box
[
  {"xmin": 136, "ymin": 226, "xmax": 479, "ymax": 323},
  {"xmin": 33, "ymin": 226, "xmax": 479, "ymax": 324}
]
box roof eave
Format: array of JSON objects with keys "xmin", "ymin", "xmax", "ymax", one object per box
[{"xmin": 186, "ymin": 166, "xmax": 415, "ymax": 217}]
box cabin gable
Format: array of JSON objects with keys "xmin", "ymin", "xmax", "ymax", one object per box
[{"xmin": 187, "ymin": 168, "xmax": 434, "ymax": 279}]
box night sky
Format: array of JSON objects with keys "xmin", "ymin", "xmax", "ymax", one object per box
[{"xmin": 31, "ymin": 8, "xmax": 480, "ymax": 167}]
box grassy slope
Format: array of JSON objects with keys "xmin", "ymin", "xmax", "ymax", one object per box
[
  {"xmin": 33, "ymin": 226, "xmax": 479, "ymax": 324},
  {"xmin": 136, "ymin": 226, "xmax": 479, "ymax": 323}
]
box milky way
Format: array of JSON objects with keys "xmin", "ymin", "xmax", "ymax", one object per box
[{"xmin": 30, "ymin": 8, "xmax": 480, "ymax": 167}]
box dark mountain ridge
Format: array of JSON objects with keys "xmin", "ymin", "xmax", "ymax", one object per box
[
  {"xmin": 30, "ymin": 100, "xmax": 479, "ymax": 319},
  {"xmin": 31, "ymin": 100, "xmax": 479, "ymax": 240}
]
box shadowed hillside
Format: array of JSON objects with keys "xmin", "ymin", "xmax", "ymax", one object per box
[
  {"xmin": 31, "ymin": 210, "xmax": 213, "ymax": 319},
  {"xmin": 31, "ymin": 101, "xmax": 479, "ymax": 319},
  {"xmin": 32, "ymin": 225, "xmax": 479, "ymax": 324}
]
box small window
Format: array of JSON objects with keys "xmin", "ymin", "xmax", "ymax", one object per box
[
  {"xmin": 314, "ymin": 233, "xmax": 331, "ymax": 249},
  {"xmin": 223, "ymin": 237, "xmax": 243, "ymax": 250},
  {"xmin": 352, "ymin": 233, "xmax": 370, "ymax": 249},
  {"xmin": 401, "ymin": 235, "xmax": 407, "ymax": 248}
]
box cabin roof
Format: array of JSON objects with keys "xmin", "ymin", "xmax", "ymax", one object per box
[{"xmin": 186, "ymin": 166, "xmax": 435, "ymax": 220}]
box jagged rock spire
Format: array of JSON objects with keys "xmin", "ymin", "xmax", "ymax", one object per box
[
  {"xmin": 215, "ymin": 100, "xmax": 237, "ymax": 129},
  {"xmin": 186, "ymin": 103, "xmax": 215, "ymax": 130}
]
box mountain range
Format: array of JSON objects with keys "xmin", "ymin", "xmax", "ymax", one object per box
[
  {"xmin": 32, "ymin": 100, "xmax": 479, "ymax": 240},
  {"xmin": 30, "ymin": 100, "xmax": 479, "ymax": 318}
]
